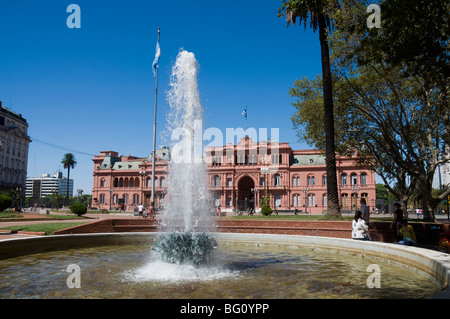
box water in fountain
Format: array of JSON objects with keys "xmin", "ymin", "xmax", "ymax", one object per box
[{"xmin": 151, "ymin": 50, "xmax": 218, "ymax": 268}]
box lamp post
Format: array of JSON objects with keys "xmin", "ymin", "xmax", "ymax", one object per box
[
  {"xmin": 352, "ymin": 185, "xmax": 360, "ymax": 212},
  {"xmin": 302, "ymin": 187, "xmax": 309, "ymax": 214},
  {"xmin": 139, "ymin": 169, "xmax": 146, "ymax": 206},
  {"xmin": 251, "ymin": 187, "xmax": 258, "ymax": 213},
  {"xmin": 109, "ymin": 188, "xmax": 114, "ymax": 210}
]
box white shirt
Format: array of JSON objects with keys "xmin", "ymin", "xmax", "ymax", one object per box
[{"xmin": 352, "ymin": 218, "xmax": 369, "ymax": 239}]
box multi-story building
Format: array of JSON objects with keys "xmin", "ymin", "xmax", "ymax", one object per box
[
  {"xmin": 26, "ymin": 171, "xmax": 74, "ymax": 198},
  {"xmin": 0, "ymin": 101, "xmax": 31, "ymax": 197},
  {"xmin": 91, "ymin": 137, "xmax": 376, "ymax": 214}
]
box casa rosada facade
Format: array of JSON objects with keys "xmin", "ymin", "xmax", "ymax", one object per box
[{"xmin": 91, "ymin": 137, "xmax": 376, "ymax": 214}]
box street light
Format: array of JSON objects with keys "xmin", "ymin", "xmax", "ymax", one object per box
[
  {"xmin": 109, "ymin": 188, "xmax": 114, "ymax": 210},
  {"xmin": 352, "ymin": 185, "xmax": 360, "ymax": 211},
  {"xmin": 302, "ymin": 187, "xmax": 309, "ymax": 214},
  {"xmin": 139, "ymin": 169, "xmax": 146, "ymax": 206}
]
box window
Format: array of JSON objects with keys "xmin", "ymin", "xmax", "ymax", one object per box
[
  {"xmin": 213, "ymin": 175, "xmax": 220, "ymax": 187},
  {"xmin": 133, "ymin": 194, "xmax": 139, "ymax": 205},
  {"xmin": 361, "ymin": 173, "xmax": 367, "ymax": 186},
  {"xmin": 322, "ymin": 175, "xmax": 327, "ymax": 186},
  {"xmin": 293, "ymin": 194, "xmax": 300, "ymax": 207},
  {"xmin": 351, "ymin": 173, "xmax": 358, "ymax": 186},
  {"xmin": 160, "ymin": 177, "xmax": 165, "ymax": 187},
  {"xmin": 274, "ymin": 194, "xmax": 281, "ymax": 207},
  {"xmin": 227, "ymin": 178, "xmax": 232, "ymax": 187},
  {"xmin": 323, "ymin": 194, "xmax": 327, "ymax": 207},
  {"xmin": 271, "ymin": 154, "xmax": 282, "ymax": 165},
  {"xmin": 341, "ymin": 193, "xmax": 349, "ymax": 209},
  {"xmin": 211, "ymin": 156, "xmax": 222, "ymax": 166},
  {"xmin": 274, "ymin": 174, "xmax": 281, "ymax": 186},
  {"xmin": 99, "ymin": 193, "xmax": 105, "ymax": 204},
  {"xmin": 260, "ymin": 177, "xmax": 265, "ymax": 187},
  {"xmin": 100, "ymin": 179, "xmax": 106, "ymax": 187},
  {"xmin": 292, "ymin": 176, "xmax": 300, "ymax": 187},
  {"xmin": 341, "ymin": 174, "xmax": 347, "ymax": 186},
  {"xmin": 214, "ymin": 193, "xmax": 220, "ymax": 207},
  {"xmin": 308, "ymin": 194, "xmax": 315, "ymax": 206},
  {"xmin": 307, "ymin": 175, "xmax": 315, "ymax": 186}
]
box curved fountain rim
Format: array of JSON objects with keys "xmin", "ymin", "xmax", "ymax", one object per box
[{"xmin": 1, "ymin": 232, "xmax": 449, "ymax": 298}]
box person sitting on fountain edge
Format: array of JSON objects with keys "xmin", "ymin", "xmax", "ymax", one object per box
[
  {"xmin": 397, "ymin": 220, "xmax": 417, "ymax": 246},
  {"xmin": 352, "ymin": 211, "xmax": 372, "ymax": 241}
]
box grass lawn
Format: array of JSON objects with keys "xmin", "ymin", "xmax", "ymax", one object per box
[
  {"xmin": 0, "ymin": 211, "xmax": 90, "ymax": 220},
  {"xmin": 1, "ymin": 222, "xmax": 87, "ymax": 235}
]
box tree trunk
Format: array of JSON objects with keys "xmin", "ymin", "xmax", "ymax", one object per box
[
  {"xmin": 67, "ymin": 167, "xmax": 70, "ymax": 207},
  {"xmin": 318, "ymin": 13, "xmax": 341, "ymax": 219}
]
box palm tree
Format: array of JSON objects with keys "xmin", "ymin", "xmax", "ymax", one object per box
[
  {"xmin": 61, "ymin": 153, "xmax": 77, "ymax": 206},
  {"xmin": 278, "ymin": 0, "xmax": 341, "ymax": 218}
]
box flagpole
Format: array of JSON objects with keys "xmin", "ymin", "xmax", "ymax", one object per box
[
  {"xmin": 245, "ymin": 106, "xmax": 247, "ymax": 131},
  {"xmin": 151, "ymin": 27, "xmax": 160, "ymax": 212}
]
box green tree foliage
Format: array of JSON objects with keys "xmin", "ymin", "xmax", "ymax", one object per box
[
  {"xmin": 70, "ymin": 201, "xmax": 87, "ymax": 216},
  {"xmin": 0, "ymin": 194, "xmax": 12, "ymax": 212},
  {"xmin": 289, "ymin": 0, "xmax": 449, "ymax": 221}
]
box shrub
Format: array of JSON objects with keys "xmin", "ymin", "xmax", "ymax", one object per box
[
  {"xmin": 0, "ymin": 194, "xmax": 12, "ymax": 212},
  {"xmin": 70, "ymin": 201, "xmax": 87, "ymax": 216},
  {"xmin": 260, "ymin": 203, "xmax": 272, "ymax": 216}
]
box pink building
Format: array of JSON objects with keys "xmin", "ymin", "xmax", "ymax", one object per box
[{"xmin": 91, "ymin": 137, "xmax": 376, "ymax": 214}]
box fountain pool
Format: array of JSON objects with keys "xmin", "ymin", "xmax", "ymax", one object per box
[{"xmin": 0, "ymin": 233, "xmax": 448, "ymax": 299}]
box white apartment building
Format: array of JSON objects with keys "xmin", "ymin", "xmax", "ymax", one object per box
[{"xmin": 26, "ymin": 171, "xmax": 74, "ymax": 198}]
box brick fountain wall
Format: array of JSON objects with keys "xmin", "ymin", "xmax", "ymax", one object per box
[{"xmin": 53, "ymin": 218, "xmax": 449, "ymax": 246}]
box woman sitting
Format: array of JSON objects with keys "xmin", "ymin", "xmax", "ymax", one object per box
[
  {"xmin": 397, "ymin": 220, "xmax": 417, "ymax": 245},
  {"xmin": 352, "ymin": 210, "xmax": 372, "ymax": 241}
]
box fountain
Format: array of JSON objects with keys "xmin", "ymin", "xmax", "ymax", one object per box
[
  {"xmin": 151, "ymin": 50, "xmax": 218, "ymax": 267},
  {"xmin": 0, "ymin": 50, "xmax": 448, "ymax": 299}
]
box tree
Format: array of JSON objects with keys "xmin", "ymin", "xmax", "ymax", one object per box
[
  {"xmin": 61, "ymin": 153, "xmax": 77, "ymax": 206},
  {"xmin": 70, "ymin": 201, "xmax": 87, "ymax": 217},
  {"xmin": 0, "ymin": 194, "xmax": 12, "ymax": 212},
  {"xmin": 330, "ymin": 0, "xmax": 449, "ymax": 221},
  {"xmin": 288, "ymin": 0, "xmax": 449, "ymax": 220},
  {"xmin": 278, "ymin": 0, "xmax": 341, "ymax": 218}
]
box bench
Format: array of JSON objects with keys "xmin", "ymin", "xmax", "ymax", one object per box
[{"xmin": 101, "ymin": 209, "xmax": 109, "ymax": 214}]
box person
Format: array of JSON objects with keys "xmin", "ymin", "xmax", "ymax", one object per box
[
  {"xmin": 391, "ymin": 202, "xmax": 405, "ymax": 241},
  {"xmin": 352, "ymin": 210, "xmax": 372, "ymax": 241},
  {"xmin": 138, "ymin": 204, "xmax": 144, "ymax": 217},
  {"xmin": 360, "ymin": 198, "xmax": 369, "ymax": 225},
  {"xmin": 397, "ymin": 220, "xmax": 417, "ymax": 245},
  {"xmin": 438, "ymin": 230, "xmax": 450, "ymax": 253},
  {"xmin": 144, "ymin": 206, "xmax": 151, "ymax": 219}
]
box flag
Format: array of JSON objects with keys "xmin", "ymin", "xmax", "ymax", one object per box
[
  {"xmin": 152, "ymin": 38, "xmax": 161, "ymax": 78},
  {"xmin": 242, "ymin": 107, "xmax": 247, "ymax": 119}
]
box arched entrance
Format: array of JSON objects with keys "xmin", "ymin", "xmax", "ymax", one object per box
[{"xmin": 237, "ymin": 175, "xmax": 255, "ymax": 212}]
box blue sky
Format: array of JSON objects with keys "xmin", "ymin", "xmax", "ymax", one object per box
[{"xmin": 0, "ymin": 0, "xmax": 325, "ymax": 194}]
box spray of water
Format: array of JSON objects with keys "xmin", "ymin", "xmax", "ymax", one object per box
[
  {"xmin": 158, "ymin": 50, "xmax": 214, "ymax": 234},
  {"xmin": 134, "ymin": 49, "xmax": 221, "ymax": 273}
]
